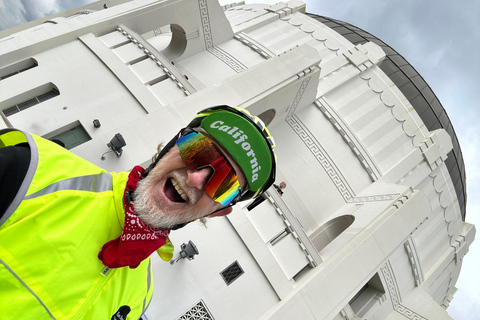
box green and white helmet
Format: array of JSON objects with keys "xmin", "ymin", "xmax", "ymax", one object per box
[
  {"xmin": 145, "ymin": 105, "xmax": 277, "ymax": 206},
  {"xmin": 186, "ymin": 105, "xmax": 277, "ymax": 203}
]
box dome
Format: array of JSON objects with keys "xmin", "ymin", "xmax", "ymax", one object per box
[{"xmin": 307, "ymin": 13, "xmax": 467, "ymax": 220}]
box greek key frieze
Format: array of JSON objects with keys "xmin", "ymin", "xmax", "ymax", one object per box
[
  {"xmin": 198, "ymin": 0, "xmax": 213, "ymax": 49},
  {"xmin": 208, "ymin": 46, "xmax": 246, "ymax": 73},
  {"xmin": 381, "ymin": 262, "xmax": 427, "ymax": 319},
  {"xmin": 286, "ymin": 78, "xmax": 354, "ymax": 201}
]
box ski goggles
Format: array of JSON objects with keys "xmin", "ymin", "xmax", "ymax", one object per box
[{"xmin": 176, "ymin": 129, "xmax": 242, "ymax": 206}]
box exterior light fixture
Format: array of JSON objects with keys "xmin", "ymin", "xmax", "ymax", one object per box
[
  {"xmin": 170, "ymin": 241, "xmax": 199, "ymax": 265},
  {"xmin": 101, "ymin": 134, "xmax": 126, "ymax": 160},
  {"xmin": 107, "ymin": 133, "xmax": 126, "ymax": 157}
]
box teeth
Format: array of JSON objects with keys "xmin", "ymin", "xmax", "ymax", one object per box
[{"xmin": 171, "ymin": 178, "xmax": 188, "ymax": 202}]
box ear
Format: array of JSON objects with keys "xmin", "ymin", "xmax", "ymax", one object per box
[{"xmin": 208, "ymin": 206, "xmax": 233, "ymax": 218}]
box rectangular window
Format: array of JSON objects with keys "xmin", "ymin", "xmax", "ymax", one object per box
[
  {"xmin": 44, "ymin": 121, "xmax": 91, "ymax": 150},
  {"xmin": 0, "ymin": 58, "xmax": 37, "ymax": 80},
  {"xmin": 3, "ymin": 84, "xmax": 59, "ymax": 117},
  {"xmin": 349, "ymin": 273, "xmax": 386, "ymax": 318}
]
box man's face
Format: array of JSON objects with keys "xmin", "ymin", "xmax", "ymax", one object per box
[{"xmin": 134, "ymin": 142, "xmax": 247, "ymax": 229}]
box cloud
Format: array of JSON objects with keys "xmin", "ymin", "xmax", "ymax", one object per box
[
  {"xmin": 0, "ymin": 0, "xmax": 28, "ymax": 30},
  {"xmin": 0, "ymin": 0, "xmax": 96, "ymax": 31}
]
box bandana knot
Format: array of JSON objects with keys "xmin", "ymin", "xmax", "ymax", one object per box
[{"xmin": 98, "ymin": 166, "xmax": 170, "ymax": 268}]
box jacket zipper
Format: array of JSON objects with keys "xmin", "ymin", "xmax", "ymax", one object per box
[{"xmin": 73, "ymin": 267, "xmax": 116, "ymax": 319}]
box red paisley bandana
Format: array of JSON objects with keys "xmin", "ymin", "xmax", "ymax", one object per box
[{"xmin": 98, "ymin": 166, "xmax": 170, "ymax": 269}]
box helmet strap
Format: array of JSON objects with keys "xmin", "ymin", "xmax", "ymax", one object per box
[{"xmin": 159, "ymin": 203, "xmax": 236, "ymax": 231}]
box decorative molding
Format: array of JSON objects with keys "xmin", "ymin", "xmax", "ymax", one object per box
[
  {"xmin": 315, "ymin": 98, "xmax": 381, "ymax": 181},
  {"xmin": 265, "ymin": 2, "xmax": 302, "ymax": 18},
  {"xmin": 222, "ymin": 1, "xmax": 245, "ymax": 11},
  {"xmin": 395, "ymin": 306, "xmax": 428, "ymax": 320},
  {"xmin": 72, "ymin": 10, "xmax": 94, "ymax": 15},
  {"xmin": 429, "ymin": 164, "xmax": 461, "ymax": 305},
  {"xmin": 429, "ymin": 167, "xmax": 461, "ymax": 246},
  {"xmin": 234, "ymin": 33, "xmax": 275, "ymax": 59},
  {"xmin": 68, "ymin": 10, "xmax": 95, "ymax": 19},
  {"xmin": 348, "ymin": 194, "xmax": 400, "ymax": 203},
  {"xmin": 283, "ymin": 15, "xmax": 343, "ymax": 53},
  {"xmin": 286, "ymin": 77, "xmax": 310, "ymax": 117},
  {"xmin": 360, "ymin": 68, "xmax": 426, "ymax": 147},
  {"xmin": 115, "ymin": 26, "xmax": 193, "ymax": 96},
  {"xmin": 198, "ymin": 0, "xmax": 246, "ymax": 72},
  {"xmin": 208, "ymin": 46, "xmax": 246, "ymax": 73},
  {"xmin": 265, "ymin": 191, "xmax": 317, "ymax": 267},
  {"xmin": 199, "ymin": 0, "xmax": 213, "ymax": 49},
  {"xmin": 381, "ymin": 262, "xmax": 427, "ymax": 320},
  {"xmin": 404, "ymin": 238, "xmax": 424, "ymax": 286},
  {"xmin": 226, "ymin": 2, "xmax": 300, "ymax": 18},
  {"xmin": 417, "ymin": 130, "xmax": 451, "ymax": 172},
  {"xmin": 342, "ymin": 43, "xmax": 384, "ymax": 72},
  {"xmin": 286, "ymin": 78, "xmax": 355, "ymax": 202},
  {"xmin": 286, "ymin": 77, "xmax": 309, "ymax": 115},
  {"xmin": 381, "ymin": 262, "xmax": 401, "ymax": 309},
  {"xmin": 177, "ymin": 300, "xmax": 214, "ymax": 320}
]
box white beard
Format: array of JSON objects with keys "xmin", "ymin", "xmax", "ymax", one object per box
[{"xmin": 133, "ymin": 166, "xmax": 201, "ymax": 230}]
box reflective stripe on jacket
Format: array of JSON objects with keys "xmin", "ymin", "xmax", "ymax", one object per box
[{"xmin": 0, "ymin": 129, "xmax": 154, "ymax": 319}]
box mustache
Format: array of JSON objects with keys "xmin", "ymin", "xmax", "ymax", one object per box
[
  {"xmin": 169, "ymin": 170, "xmax": 202, "ymax": 204},
  {"xmin": 133, "ymin": 169, "xmax": 201, "ymax": 229}
]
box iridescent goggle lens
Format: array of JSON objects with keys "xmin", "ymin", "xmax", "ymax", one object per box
[{"xmin": 176, "ymin": 130, "xmax": 241, "ymax": 206}]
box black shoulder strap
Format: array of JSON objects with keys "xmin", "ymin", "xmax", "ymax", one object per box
[{"xmin": 0, "ymin": 145, "xmax": 31, "ymax": 221}]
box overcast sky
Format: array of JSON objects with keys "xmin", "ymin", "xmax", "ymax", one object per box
[{"xmin": 1, "ymin": 0, "xmax": 479, "ymax": 318}]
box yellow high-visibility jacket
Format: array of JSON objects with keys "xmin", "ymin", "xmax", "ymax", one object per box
[{"xmin": 0, "ymin": 129, "xmax": 172, "ymax": 319}]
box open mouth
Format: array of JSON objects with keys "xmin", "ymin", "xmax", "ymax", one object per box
[{"xmin": 164, "ymin": 178, "xmax": 187, "ymax": 203}]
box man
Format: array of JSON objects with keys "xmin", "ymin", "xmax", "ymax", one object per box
[
  {"xmin": 0, "ymin": 105, "xmax": 276, "ymax": 319},
  {"xmin": 274, "ymin": 181, "xmax": 286, "ymax": 195}
]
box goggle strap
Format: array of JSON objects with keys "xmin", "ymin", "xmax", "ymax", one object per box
[
  {"xmin": 206, "ymin": 203, "xmax": 236, "ymax": 217},
  {"xmin": 143, "ymin": 130, "xmax": 182, "ymax": 178},
  {"xmin": 246, "ymin": 194, "xmax": 266, "ymax": 211}
]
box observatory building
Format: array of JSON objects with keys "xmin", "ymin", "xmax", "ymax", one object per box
[{"xmin": 0, "ymin": 0, "xmax": 475, "ymax": 319}]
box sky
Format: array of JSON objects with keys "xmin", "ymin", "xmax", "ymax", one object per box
[
  {"xmin": 1, "ymin": 0, "xmax": 479, "ymax": 318},
  {"xmin": 0, "ymin": 0, "xmax": 93, "ymax": 30}
]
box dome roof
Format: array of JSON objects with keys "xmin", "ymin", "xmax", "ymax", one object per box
[{"xmin": 307, "ymin": 13, "xmax": 467, "ymax": 220}]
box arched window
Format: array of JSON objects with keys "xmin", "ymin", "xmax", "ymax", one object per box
[
  {"xmin": 310, "ymin": 215, "xmax": 355, "ymax": 252},
  {"xmin": 0, "ymin": 58, "xmax": 38, "ymax": 81},
  {"xmin": 144, "ymin": 24, "xmax": 187, "ymax": 60},
  {"xmin": 2, "ymin": 83, "xmax": 59, "ymax": 117}
]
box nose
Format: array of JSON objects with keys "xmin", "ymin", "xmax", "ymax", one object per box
[{"xmin": 185, "ymin": 167, "xmax": 213, "ymax": 190}]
